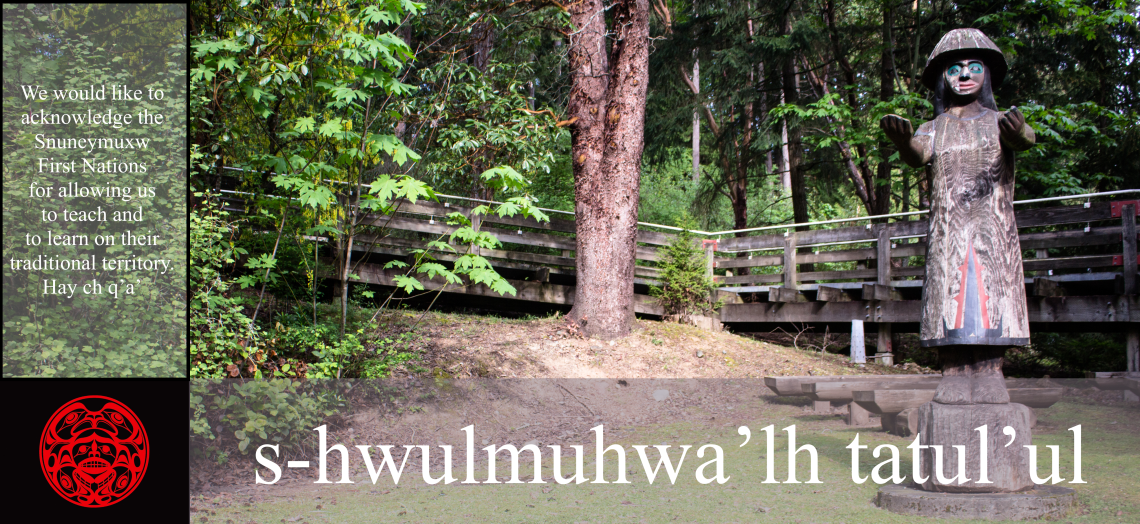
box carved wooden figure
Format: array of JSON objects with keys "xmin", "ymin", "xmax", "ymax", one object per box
[{"xmin": 880, "ymin": 28, "xmax": 1036, "ymax": 493}]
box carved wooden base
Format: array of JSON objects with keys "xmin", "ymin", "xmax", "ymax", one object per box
[
  {"xmin": 919, "ymin": 345, "xmax": 1033, "ymax": 493},
  {"xmin": 917, "ymin": 402, "xmax": 1034, "ymax": 493},
  {"xmin": 877, "ymin": 483, "xmax": 1075, "ymax": 520},
  {"xmin": 933, "ymin": 346, "xmax": 1010, "ymax": 404}
]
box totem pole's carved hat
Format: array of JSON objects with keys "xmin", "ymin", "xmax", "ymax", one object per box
[{"xmin": 921, "ymin": 28, "xmax": 1007, "ymax": 91}]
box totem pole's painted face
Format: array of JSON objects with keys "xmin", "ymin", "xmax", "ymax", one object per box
[{"xmin": 945, "ymin": 58, "xmax": 986, "ymax": 97}]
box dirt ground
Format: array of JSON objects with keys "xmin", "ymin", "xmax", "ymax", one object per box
[
  {"xmin": 191, "ymin": 313, "xmax": 930, "ymax": 494},
  {"xmin": 397, "ymin": 312, "xmax": 933, "ymax": 379}
]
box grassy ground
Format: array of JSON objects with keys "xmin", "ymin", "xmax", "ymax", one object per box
[{"xmin": 192, "ymin": 394, "xmax": 1137, "ymax": 523}]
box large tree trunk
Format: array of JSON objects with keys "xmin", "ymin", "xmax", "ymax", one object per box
[{"xmin": 566, "ymin": 0, "xmax": 650, "ymax": 339}]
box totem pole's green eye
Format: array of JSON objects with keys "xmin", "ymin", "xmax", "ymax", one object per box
[{"xmin": 948, "ymin": 61, "xmax": 984, "ymax": 78}]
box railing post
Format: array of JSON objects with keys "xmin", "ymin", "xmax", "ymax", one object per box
[
  {"xmin": 704, "ymin": 240, "xmax": 716, "ymax": 278},
  {"xmin": 1123, "ymin": 203, "xmax": 1137, "ymax": 372},
  {"xmin": 1123, "ymin": 203, "xmax": 1137, "ymax": 295},
  {"xmin": 703, "ymin": 239, "xmax": 718, "ymax": 305},
  {"xmin": 876, "ymin": 226, "xmax": 893, "ymax": 366},
  {"xmin": 783, "ymin": 232, "xmax": 797, "ymax": 290},
  {"xmin": 470, "ymin": 213, "xmax": 482, "ymax": 256}
]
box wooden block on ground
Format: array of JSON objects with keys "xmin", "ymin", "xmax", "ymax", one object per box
[
  {"xmin": 889, "ymin": 404, "xmax": 1036, "ymax": 436},
  {"xmin": 763, "ymin": 376, "xmax": 814, "ymax": 396},
  {"xmin": 847, "ymin": 401, "xmax": 871, "ymax": 425},
  {"xmin": 1008, "ymin": 388, "xmax": 1062, "ymax": 409},
  {"xmin": 881, "ymin": 412, "xmax": 898, "ymax": 432},
  {"xmin": 853, "ymin": 389, "xmax": 937, "ymax": 414},
  {"xmin": 852, "ymin": 388, "xmax": 1059, "ymax": 416},
  {"xmin": 1091, "ymin": 378, "xmax": 1132, "ymax": 391},
  {"xmin": 917, "ymin": 402, "xmax": 1035, "ymax": 492},
  {"xmin": 770, "ymin": 286, "xmax": 808, "ymax": 303},
  {"xmin": 804, "ymin": 378, "xmax": 942, "ymax": 401},
  {"xmin": 763, "ymin": 374, "xmax": 941, "ymax": 397},
  {"xmin": 894, "ymin": 407, "xmax": 920, "ymax": 437},
  {"xmin": 817, "ymin": 286, "xmax": 854, "ymax": 302},
  {"xmin": 1087, "ymin": 372, "xmax": 1139, "ymax": 394}
]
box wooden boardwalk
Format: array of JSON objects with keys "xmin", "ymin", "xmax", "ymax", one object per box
[{"xmin": 215, "ymin": 184, "xmax": 1138, "ymax": 367}]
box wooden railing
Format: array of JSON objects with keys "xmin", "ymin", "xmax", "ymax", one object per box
[
  {"xmin": 215, "ymin": 186, "xmax": 1138, "ymax": 312},
  {"xmin": 712, "ymin": 200, "xmax": 1139, "ymax": 298},
  {"xmin": 346, "ymin": 198, "xmax": 671, "ymax": 282}
]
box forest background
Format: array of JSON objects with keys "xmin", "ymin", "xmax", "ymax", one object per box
[{"xmin": 180, "ymin": 0, "xmax": 1139, "ymax": 381}]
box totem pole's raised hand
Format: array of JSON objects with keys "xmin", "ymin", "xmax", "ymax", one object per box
[
  {"xmin": 879, "ymin": 114, "xmax": 913, "ymax": 144},
  {"xmin": 997, "ymin": 107, "xmax": 1035, "ymax": 150},
  {"xmin": 998, "ymin": 106, "xmax": 1024, "ymax": 136},
  {"xmin": 879, "ymin": 114, "xmax": 930, "ymax": 168}
]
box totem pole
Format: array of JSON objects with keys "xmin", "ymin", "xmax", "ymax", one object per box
[{"xmin": 880, "ymin": 28, "xmax": 1036, "ymax": 493}]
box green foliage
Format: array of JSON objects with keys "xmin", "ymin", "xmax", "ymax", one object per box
[
  {"xmin": 54, "ymin": 4, "xmax": 186, "ymax": 86},
  {"xmin": 3, "ymin": 4, "xmax": 186, "ymax": 377},
  {"xmin": 961, "ymin": 0, "xmax": 1139, "ymax": 194},
  {"xmin": 190, "ymin": 379, "xmax": 348, "ymax": 459},
  {"xmin": 639, "ymin": 155, "xmax": 701, "ymax": 227},
  {"xmin": 1016, "ymin": 102, "xmax": 1129, "ymax": 195},
  {"xmin": 189, "ymin": 186, "xmax": 263, "ymax": 378},
  {"xmin": 406, "ymin": 59, "xmax": 567, "ymax": 198},
  {"xmin": 184, "ymin": 0, "xmax": 1140, "ymax": 384},
  {"xmin": 189, "ymin": 0, "xmax": 551, "ymax": 344},
  {"xmin": 771, "ymin": 91, "xmax": 931, "ymax": 171},
  {"xmin": 357, "ymin": 332, "xmax": 423, "ymax": 378},
  {"xmin": 650, "ymin": 218, "xmax": 720, "ymax": 322},
  {"xmin": 976, "ymin": 0, "xmax": 1137, "ymax": 42},
  {"xmin": 261, "ymin": 306, "xmax": 424, "ymax": 379},
  {"xmin": 1005, "ymin": 333, "xmax": 1127, "ymax": 377},
  {"xmin": 643, "ymin": 0, "xmax": 1139, "ymax": 230}
]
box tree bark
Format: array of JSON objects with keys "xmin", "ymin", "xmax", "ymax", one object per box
[
  {"xmin": 566, "ymin": 0, "xmax": 650, "ymax": 339},
  {"xmin": 471, "ymin": 21, "xmax": 494, "ymax": 72},
  {"xmin": 692, "ymin": 51, "xmax": 700, "ymax": 182},
  {"xmin": 780, "ymin": 92, "xmax": 792, "ymax": 192},
  {"xmin": 782, "ymin": 5, "xmax": 811, "ymax": 272},
  {"xmin": 874, "ymin": 1, "xmax": 896, "ymax": 215},
  {"xmin": 470, "ymin": 21, "xmax": 496, "ymax": 201}
]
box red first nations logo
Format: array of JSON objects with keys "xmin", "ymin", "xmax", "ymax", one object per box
[{"xmin": 39, "ymin": 396, "xmax": 148, "ymax": 507}]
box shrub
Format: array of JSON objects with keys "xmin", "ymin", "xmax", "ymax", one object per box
[
  {"xmin": 1004, "ymin": 332, "xmax": 1127, "ymax": 377},
  {"xmin": 189, "ymin": 188, "xmax": 264, "ymax": 378},
  {"xmin": 650, "ymin": 220, "xmax": 720, "ymax": 322},
  {"xmin": 189, "ymin": 379, "xmax": 348, "ymax": 461}
]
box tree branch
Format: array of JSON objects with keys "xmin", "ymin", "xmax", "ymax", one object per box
[{"xmin": 679, "ymin": 64, "xmax": 720, "ymax": 136}]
